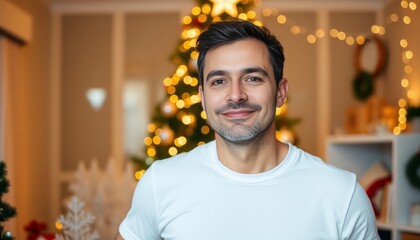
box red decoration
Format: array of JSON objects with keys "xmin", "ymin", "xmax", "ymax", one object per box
[
  {"xmin": 24, "ymin": 220, "xmax": 55, "ymax": 240},
  {"xmin": 366, "ymin": 176, "xmax": 392, "ymax": 217}
]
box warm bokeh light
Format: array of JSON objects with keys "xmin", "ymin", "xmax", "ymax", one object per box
[
  {"xmin": 247, "ymin": 11, "xmax": 256, "ymax": 19},
  {"xmin": 55, "ymin": 221, "xmax": 63, "ymax": 230},
  {"xmin": 390, "ymin": 13, "xmax": 399, "ymax": 22},
  {"xmin": 144, "ymin": 137, "xmax": 152, "ymax": 145},
  {"xmin": 202, "ymin": 4, "xmax": 212, "ymax": 14},
  {"xmin": 329, "ymin": 29, "xmax": 339, "ymax": 38},
  {"xmin": 176, "ymin": 99, "xmax": 186, "ymax": 109},
  {"xmin": 403, "ymin": 15, "xmax": 411, "ymax": 24},
  {"xmin": 346, "ymin": 36, "xmax": 355, "ymax": 45},
  {"xmin": 191, "ymin": 6, "xmax": 201, "ymax": 15},
  {"xmin": 307, "ymin": 34, "xmax": 317, "ymax": 44},
  {"xmin": 409, "ymin": 1, "xmax": 417, "ymax": 10},
  {"xmin": 167, "ymin": 86, "xmax": 176, "ymax": 95},
  {"xmin": 399, "ymin": 99, "xmax": 407, "ymax": 107},
  {"xmin": 404, "ymin": 50, "xmax": 414, "ymax": 59},
  {"xmin": 262, "ymin": 8, "xmax": 272, "ymax": 17},
  {"xmin": 169, "ymin": 147, "xmax": 178, "ymax": 156},
  {"xmin": 277, "ymin": 15, "xmax": 287, "ymax": 24},
  {"xmin": 400, "ymin": 39, "xmax": 408, "ymax": 48},
  {"xmin": 404, "ymin": 65, "xmax": 413, "ymax": 74},
  {"xmin": 401, "ymin": 78, "xmax": 409, "ymax": 88},
  {"xmin": 337, "ymin": 31, "xmax": 346, "ymax": 40},
  {"xmin": 135, "ymin": 170, "xmax": 146, "ymax": 180},
  {"xmin": 290, "ymin": 25, "xmax": 301, "ymax": 35},
  {"xmin": 201, "ymin": 111, "xmax": 207, "ymax": 119},
  {"xmin": 147, "ymin": 148, "xmax": 156, "ymax": 157},
  {"xmin": 147, "ymin": 123, "xmax": 157, "ymax": 132},
  {"xmin": 198, "ymin": 14, "xmax": 207, "ymax": 23},
  {"xmin": 201, "ymin": 125, "xmax": 210, "ymax": 134},
  {"xmin": 316, "ymin": 29, "xmax": 325, "ymax": 38}
]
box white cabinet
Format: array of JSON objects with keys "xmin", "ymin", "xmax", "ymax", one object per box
[{"xmin": 327, "ymin": 134, "xmax": 420, "ymax": 240}]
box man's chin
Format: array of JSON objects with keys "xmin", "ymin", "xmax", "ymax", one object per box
[{"xmin": 217, "ymin": 132, "xmax": 257, "ymax": 145}]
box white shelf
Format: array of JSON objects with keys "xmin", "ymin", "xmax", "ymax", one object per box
[
  {"xmin": 327, "ymin": 133, "xmax": 420, "ymax": 240},
  {"xmin": 398, "ymin": 225, "xmax": 420, "ymax": 234}
]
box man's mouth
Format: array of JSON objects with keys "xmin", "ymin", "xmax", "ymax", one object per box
[{"xmin": 221, "ymin": 109, "xmax": 255, "ymax": 119}]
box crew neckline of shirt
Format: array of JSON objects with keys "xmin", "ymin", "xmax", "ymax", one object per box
[{"xmin": 208, "ymin": 140, "xmax": 297, "ymax": 184}]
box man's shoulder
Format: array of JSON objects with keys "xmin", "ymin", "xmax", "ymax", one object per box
[{"xmin": 291, "ymin": 144, "xmax": 357, "ymax": 186}]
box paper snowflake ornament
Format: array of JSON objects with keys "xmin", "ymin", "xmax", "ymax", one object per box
[
  {"xmin": 68, "ymin": 158, "xmax": 136, "ymax": 239},
  {"xmin": 55, "ymin": 196, "xmax": 99, "ymax": 240}
]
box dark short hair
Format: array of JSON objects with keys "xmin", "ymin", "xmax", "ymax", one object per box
[{"xmin": 196, "ymin": 19, "xmax": 285, "ymax": 87}]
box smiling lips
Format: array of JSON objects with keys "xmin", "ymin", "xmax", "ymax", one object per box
[{"xmin": 221, "ymin": 109, "xmax": 255, "ymax": 119}]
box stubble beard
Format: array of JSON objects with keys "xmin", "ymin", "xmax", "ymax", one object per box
[{"xmin": 209, "ymin": 102, "xmax": 276, "ymax": 145}]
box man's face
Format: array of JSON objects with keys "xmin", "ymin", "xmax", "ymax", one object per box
[{"xmin": 199, "ymin": 39, "xmax": 288, "ymax": 144}]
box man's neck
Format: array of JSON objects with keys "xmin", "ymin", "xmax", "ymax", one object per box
[{"xmin": 215, "ymin": 132, "xmax": 289, "ymax": 174}]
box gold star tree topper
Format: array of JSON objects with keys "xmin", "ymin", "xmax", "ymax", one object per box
[{"xmin": 210, "ymin": 0, "xmax": 241, "ymax": 17}]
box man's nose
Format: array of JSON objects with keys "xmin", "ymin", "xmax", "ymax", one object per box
[{"xmin": 226, "ymin": 81, "xmax": 247, "ymax": 103}]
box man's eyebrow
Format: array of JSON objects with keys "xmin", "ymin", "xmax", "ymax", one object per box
[
  {"xmin": 205, "ymin": 70, "xmax": 229, "ymax": 82},
  {"xmin": 205, "ymin": 67, "xmax": 268, "ymax": 82},
  {"xmin": 241, "ymin": 67, "xmax": 268, "ymax": 77}
]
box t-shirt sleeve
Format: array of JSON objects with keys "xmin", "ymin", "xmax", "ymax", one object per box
[
  {"xmin": 118, "ymin": 165, "xmax": 161, "ymax": 240},
  {"xmin": 342, "ymin": 182, "xmax": 380, "ymax": 240}
]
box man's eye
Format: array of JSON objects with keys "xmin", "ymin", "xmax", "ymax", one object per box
[
  {"xmin": 246, "ymin": 76, "xmax": 262, "ymax": 82},
  {"xmin": 211, "ymin": 79, "xmax": 225, "ymax": 85}
]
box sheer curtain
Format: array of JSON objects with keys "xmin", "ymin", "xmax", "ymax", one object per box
[{"xmin": 0, "ymin": 35, "xmax": 19, "ymax": 236}]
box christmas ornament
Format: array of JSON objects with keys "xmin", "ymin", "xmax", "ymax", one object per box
[
  {"xmin": 159, "ymin": 125, "xmax": 175, "ymax": 146},
  {"xmin": 188, "ymin": 58, "xmax": 198, "ymax": 71},
  {"xmin": 161, "ymin": 100, "xmax": 177, "ymax": 117}
]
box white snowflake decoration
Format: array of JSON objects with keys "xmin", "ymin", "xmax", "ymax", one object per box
[
  {"xmin": 68, "ymin": 158, "xmax": 137, "ymax": 239},
  {"xmin": 56, "ymin": 196, "xmax": 99, "ymax": 240}
]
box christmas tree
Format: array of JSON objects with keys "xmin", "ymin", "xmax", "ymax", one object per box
[
  {"xmin": 0, "ymin": 161, "xmax": 17, "ymax": 240},
  {"xmin": 133, "ymin": 0, "xmax": 300, "ymax": 171}
]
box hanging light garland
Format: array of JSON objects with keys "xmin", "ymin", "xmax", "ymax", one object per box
[
  {"xmin": 260, "ymin": 6, "xmax": 386, "ymax": 46},
  {"xmin": 260, "ymin": 0, "xmax": 417, "ymax": 135},
  {"xmin": 393, "ymin": 0, "xmax": 417, "ymax": 135}
]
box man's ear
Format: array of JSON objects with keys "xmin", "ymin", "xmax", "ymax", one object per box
[
  {"xmin": 276, "ymin": 78, "xmax": 289, "ymax": 108},
  {"xmin": 199, "ymin": 85, "xmax": 206, "ymax": 112}
]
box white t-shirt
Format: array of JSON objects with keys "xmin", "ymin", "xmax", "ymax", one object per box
[{"xmin": 119, "ymin": 141, "xmax": 379, "ymax": 240}]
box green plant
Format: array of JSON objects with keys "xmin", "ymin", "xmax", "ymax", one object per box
[
  {"xmin": 0, "ymin": 161, "xmax": 17, "ymax": 239},
  {"xmin": 407, "ymin": 105, "xmax": 420, "ymax": 121}
]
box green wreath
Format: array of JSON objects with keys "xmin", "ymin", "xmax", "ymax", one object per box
[
  {"xmin": 406, "ymin": 151, "xmax": 420, "ymax": 190},
  {"xmin": 352, "ymin": 71, "xmax": 374, "ymax": 101}
]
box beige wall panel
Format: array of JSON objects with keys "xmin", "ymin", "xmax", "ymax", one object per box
[
  {"xmin": 329, "ymin": 11, "xmax": 376, "ymax": 133},
  {"xmin": 61, "ymin": 14, "xmax": 112, "ymax": 170},
  {"xmin": 125, "ymin": 12, "xmax": 181, "ymax": 109},
  {"xmin": 264, "ymin": 12, "xmax": 318, "ymax": 155},
  {"xmin": 124, "ymin": 13, "xmax": 181, "ymax": 158}
]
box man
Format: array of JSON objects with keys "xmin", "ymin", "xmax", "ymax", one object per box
[{"xmin": 116, "ymin": 20, "xmax": 379, "ymax": 240}]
